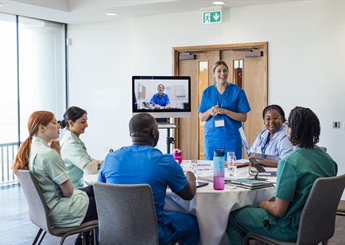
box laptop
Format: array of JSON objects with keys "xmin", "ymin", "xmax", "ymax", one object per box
[{"xmin": 239, "ymin": 127, "xmax": 279, "ymax": 177}]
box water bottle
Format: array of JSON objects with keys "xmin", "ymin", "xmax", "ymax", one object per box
[
  {"xmin": 213, "ymin": 149, "xmax": 225, "ymax": 190},
  {"xmin": 172, "ymin": 149, "xmax": 183, "ymax": 164}
]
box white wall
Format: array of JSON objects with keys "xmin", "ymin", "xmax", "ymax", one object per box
[{"xmin": 68, "ymin": 1, "xmax": 345, "ymax": 194}]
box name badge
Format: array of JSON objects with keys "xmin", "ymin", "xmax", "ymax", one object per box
[{"xmin": 215, "ymin": 119, "xmax": 225, "ymax": 127}]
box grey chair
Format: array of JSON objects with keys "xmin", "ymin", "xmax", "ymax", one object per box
[
  {"xmin": 94, "ymin": 182, "xmax": 183, "ymax": 245},
  {"xmin": 243, "ymin": 174, "xmax": 345, "ymax": 245},
  {"xmin": 16, "ymin": 170, "xmax": 98, "ymax": 245}
]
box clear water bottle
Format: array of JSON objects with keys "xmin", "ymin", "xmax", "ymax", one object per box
[{"xmin": 213, "ymin": 149, "xmax": 225, "ymax": 190}]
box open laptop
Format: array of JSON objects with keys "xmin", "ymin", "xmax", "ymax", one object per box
[{"xmin": 239, "ymin": 127, "xmax": 279, "ymax": 177}]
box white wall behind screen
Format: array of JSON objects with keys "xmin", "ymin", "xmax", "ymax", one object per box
[{"xmin": 68, "ymin": 1, "xmax": 345, "ymax": 195}]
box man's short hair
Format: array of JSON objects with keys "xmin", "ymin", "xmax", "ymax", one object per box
[{"xmin": 129, "ymin": 113, "xmax": 156, "ymax": 135}]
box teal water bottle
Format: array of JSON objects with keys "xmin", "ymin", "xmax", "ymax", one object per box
[{"xmin": 213, "ymin": 149, "xmax": 225, "ymax": 190}]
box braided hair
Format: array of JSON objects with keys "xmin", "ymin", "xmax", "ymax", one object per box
[{"xmin": 287, "ymin": 106, "xmax": 320, "ymax": 148}]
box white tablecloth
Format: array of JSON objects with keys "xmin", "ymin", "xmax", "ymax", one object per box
[{"xmin": 164, "ymin": 160, "xmax": 276, "ymax": 245}]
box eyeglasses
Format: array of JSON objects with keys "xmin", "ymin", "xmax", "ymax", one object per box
[{"xmin": 264, "ymin": 116, "xmax": 281, "ymax": 122}]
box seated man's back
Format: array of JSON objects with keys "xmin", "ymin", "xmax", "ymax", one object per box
[{"xmin": 98, "ymin": 113, "xmax": 199, "ymax": 245}]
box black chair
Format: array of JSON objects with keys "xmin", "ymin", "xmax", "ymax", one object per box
[
  {"xmin": 243, "ymin": 174, "xmax": 345, "ymax": 245},
  {"xmin": 16, "ymin": 170, "xmax": 98, "ymax": 245}
]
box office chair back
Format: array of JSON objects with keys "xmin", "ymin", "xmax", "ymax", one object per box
[
  {"xmin": 94, "ymin": 182, "xmax": 159, "ymax": 245},
  {"xmin": 16, "ymin": 169, "xmax": 98, "ymax": 245},
  {"xmin": 16, "ymin": 170, "xmax": 51, "ymax": 232},
  {"xmin": 296, "ymin": 174, "xmax": 345, "ymax": 244},
  {"xmin": 243, "ymin": 174, "xmax": 345, "ymax": 245}
]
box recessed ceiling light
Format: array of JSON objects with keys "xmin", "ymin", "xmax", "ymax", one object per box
[
  {"xmin": 212, "ymin": 1, "xmax": 226, "ymax": 5},
  {"xmin": 106, "ymin": 13, "xmax": 118, "ymax": 16}
]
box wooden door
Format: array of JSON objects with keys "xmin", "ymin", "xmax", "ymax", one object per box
[{"xmin": 173, "ymin": 42, "xmax": 268, "ymax": 160}]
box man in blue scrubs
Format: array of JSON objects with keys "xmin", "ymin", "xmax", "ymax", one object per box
[
  {"xmin": 149, "ymin": 84, "xmax": 171, "ymax": 109},
  {"xmin": 98, "ymin": 113, "xmax": 199, "ymax": 244}
]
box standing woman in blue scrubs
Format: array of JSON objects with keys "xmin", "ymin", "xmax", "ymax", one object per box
[{"xmin": 198, "ymin": 61, "xmax": 251, "ymax": 160}]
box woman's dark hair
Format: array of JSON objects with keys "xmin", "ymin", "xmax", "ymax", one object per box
[
  {"xmin": 287, "ymin": 106, "xmax": 320, "ymax": 148},
  {"xmin": 262, "ymin": 104, "xmax": 286, "ymax": 122},
  {"xmin": 58, "ymin": 106, "xmax": 87, "ymax": 129},
  {"xmin": 212, "ymin": 61, "xmax": 229, "ymax": 73}
]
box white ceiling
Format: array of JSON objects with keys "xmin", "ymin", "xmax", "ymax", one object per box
[{"xmin": 0, "ymin": 0, "xmax": 308, "ymax": 24}]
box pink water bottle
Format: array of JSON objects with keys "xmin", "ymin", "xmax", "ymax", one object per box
[
  {"xmin": 172, "ymin": 149, "xmax": 183, "ymax": 164},
  {"xmin": 213, "ymin": 149, "xmax": 225, "ymax": 190}
]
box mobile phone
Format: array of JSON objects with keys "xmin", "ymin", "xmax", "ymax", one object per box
[
  {"xmin": 249, "ymin": 157, "xmax": 266, "ymax": 173},
  {"xmin": 196, "ymin": 181, "xmax": 209, "ymax": 188}
]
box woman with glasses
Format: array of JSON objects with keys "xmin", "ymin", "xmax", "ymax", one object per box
[{"xmin": 250, "ymin": 104, "xmax": 293, "ymax": 166}]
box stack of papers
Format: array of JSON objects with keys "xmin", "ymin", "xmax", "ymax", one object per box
[{"xmin": 230, "ymin": 178, "xmax": 274, "ymax": 190}]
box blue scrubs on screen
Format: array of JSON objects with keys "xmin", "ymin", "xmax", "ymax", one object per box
[
  {"xmin": 150, "ymin": 93, "xmax": 170, "ymax": 107},
  {"xmin": 198, "ymin": 84, "xmax": 250, "ymax": 160}
]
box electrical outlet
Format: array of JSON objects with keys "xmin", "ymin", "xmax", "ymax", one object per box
[{"xmin": 333, "ymin": 121, "xmax": 341, "ymax": 128}]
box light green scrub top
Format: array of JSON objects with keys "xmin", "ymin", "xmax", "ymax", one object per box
[
  {"xmin": 29, "ymin": 137, "xmax": 89, "ymax": 228},
  {"xmin": 60, "ymin": 130, "xmax": 91, "ymax": 189}
]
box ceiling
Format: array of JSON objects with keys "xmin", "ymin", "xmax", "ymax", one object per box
[{"xmin": 0, "ymin": 0, "xmax": 308, "ymax": 25}]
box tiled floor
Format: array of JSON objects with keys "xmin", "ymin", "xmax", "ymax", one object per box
[{"xmin": 1, "ymin": 184, "xmax": 345, "ymax": 245}]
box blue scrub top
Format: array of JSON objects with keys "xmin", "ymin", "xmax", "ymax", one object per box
[
  {"xmin": 198, "ymin": 84, "xmax": 251, "ymax": 148},
  {"xmin": 150, "ymin": 93, "xmax": 170, "ymax": 106}
]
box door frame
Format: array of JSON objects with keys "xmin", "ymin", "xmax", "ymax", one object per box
[{"xmin": 172, "ymin": 42, "xmax": 268, "ymax": 159}]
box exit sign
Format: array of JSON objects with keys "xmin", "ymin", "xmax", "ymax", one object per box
[{"xmin": 202, "ymin": 10, "xmax": 222, "ymax": 24}]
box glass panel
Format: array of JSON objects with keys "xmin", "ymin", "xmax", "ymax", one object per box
[
  {"xmin": 233, "ymin": 59, "xmax": 243, "ymax": 88},
  {"xmin": 0, "ymin": 13, "xmax": 18, "ymax": 144},
  {"xmin": 18, "ymin": 17, "xmax": 66, "ymax": 141}
]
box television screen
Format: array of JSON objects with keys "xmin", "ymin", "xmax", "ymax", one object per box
[{"xmin": 132, "ymin": 75, "xmax": 191, "ymax": 119}]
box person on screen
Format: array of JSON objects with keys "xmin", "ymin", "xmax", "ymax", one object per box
[
  {"xmin": 226, "ymin": 106, "xmax": 338, "ymax": 244},
  {"xmin": 12, "ymin": 111, "xmax": 98, "ymax": 245},
  {"xmin": 198, "ymin": 60, "xmax": 251, "ymax": 160},
  {"xmin": 98, "ymin": 113, "xmax": 199, "ymax": 245},
  {"xmin": 149, "ymin": 84, "xmax": 171, "ymax": 109},
  {"xmin": 59, "ymin": 106, "xmax": 102, "ymax": 189},
  {"xmin": 250, "ymin": 104, "xmax": 293, "ymax": 167}
]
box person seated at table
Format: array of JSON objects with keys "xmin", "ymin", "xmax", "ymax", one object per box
[
  {"xmin": 250, "ymin": 104, "xmax": 293, "ymax": 167},
  {"xmin": 59, "ymin": 106, "xmax": 102, "ymax": 188},
  {"xmin": 226, "ymin": 106, "xmax": 338, "ymax": 244},
  {"xmin": 149, "ymin": 84, "xmax": 171, "ymax": 109},
  {"xmin": 12, "ymin": 111, "xmax": 98, "ymax": 244},
  {"xmin": 98, "ymin": 112, "xmax": 199, "ymax": 245}
]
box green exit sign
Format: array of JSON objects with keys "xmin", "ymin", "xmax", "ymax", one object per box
[{"xmin": 202, "ymin": 10, "xmax": 222, "ymax": 24}]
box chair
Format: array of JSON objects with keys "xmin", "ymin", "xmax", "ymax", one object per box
[
  {"xmin": 16, "ymin": 170, "xmax": 98, "ymax": 245},
  {"xmin": 243, "ymin": 174, "xmax": 345, "ymax": 245},
  {"xmin": 94, "ymin": 182, "xmax": 183, "ymax": 245}
]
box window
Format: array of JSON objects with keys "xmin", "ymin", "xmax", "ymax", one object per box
[{"xmin": 0, "ymin": 14, "xmax": 66, "ymax": 184}]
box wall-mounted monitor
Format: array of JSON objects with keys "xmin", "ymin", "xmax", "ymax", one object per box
[{"xmin": 132, "ymin": 75, "xmax": 191, "ymax": 120}]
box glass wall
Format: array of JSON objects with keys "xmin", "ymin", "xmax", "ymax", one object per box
[
  {"xmin": 0, "ymin": 13, "xmax": 66, "ymax": 184},
  {"xmin": 0, "ymin": 14, "xmax": 17, "ymax": 144}
]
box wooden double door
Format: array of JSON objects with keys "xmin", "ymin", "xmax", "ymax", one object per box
[{"xmin": 173, "ymin": 42, "xmax": 268, "ymax": 160}]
